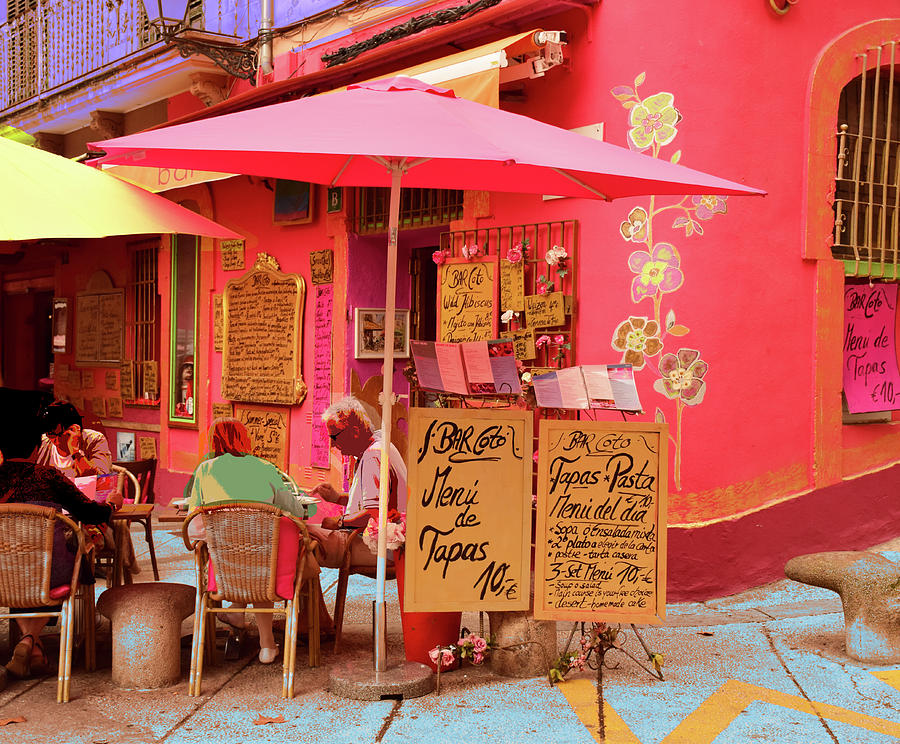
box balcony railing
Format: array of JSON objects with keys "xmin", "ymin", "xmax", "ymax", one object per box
[{"xmin": 0, "ymin": 0, "xmax": 213, "ymax": 114}]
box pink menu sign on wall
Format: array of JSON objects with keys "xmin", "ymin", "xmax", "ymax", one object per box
[
  {"xmin": 311, "ymin": 284, "xmax": 334, "ymax": 467},
  {"xmin": 843, "ymin": 283, "xmax": 900, "ymax": 413}
]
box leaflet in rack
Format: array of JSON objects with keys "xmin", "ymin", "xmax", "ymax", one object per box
[
  {"xmin": 532, "ymin": 364, "xmax": 642, "ymax": 411},
  {"xmin": 410, "ymin": 339, "xmax": 522, "ymax": 395}
]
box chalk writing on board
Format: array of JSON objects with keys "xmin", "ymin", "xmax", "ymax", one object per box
[
  {"xmin": 235, "ymin": 405, "xmax": 288, "ymax": 471},
  {"xmin": 524, "ymin": 292, "xmax": 566, "ymax": 329},
  {"xmin": 439, "ymin": 257, "xmax": 497, "ymax": 343},
  {"xmin": 535, "ymin": 421, "xmax": 667, "ymax": 624},
  {"xmin": 223, "ymin": 266, "xmax": 307, "ymax": 405},
  {"xmin": 405, "ymin": 409, "xmax": 532, "ymax": 612},
  {"xmin": 119, "ymin": 362, "xmax": 134, "ymax": 399},
  {"xmin": 75, "ymin": 295, "xmax": 99, "ymax": 362},
  {"xmin": 843, "ymin": 283, "xmax": 900, "ymax": 413},
  {"xmin": 220, "ymin": 239, "xmax": 245, "ymax": 271},
  {"xmin": 311, "ymin": 284, "xmax": 334, "ymax": 468}
]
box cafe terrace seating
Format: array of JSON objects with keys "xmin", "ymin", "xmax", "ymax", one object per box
[
  {"xmin": 0, "ymin": 504, "xmax": 96, "ymax": 702},
  {"xmin": 182, "ymin": 502, "xmax": 322, "ymax": 699}
]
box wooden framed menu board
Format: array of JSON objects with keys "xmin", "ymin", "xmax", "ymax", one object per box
[
  {"xmin": 404, "ymin": 407, "xmax": 532, "ymax": 612},
  {"xmin": 535, "ymin": 420, "xmax": 667, "ymax": 624},
  {"xmin": 438, "ymin": 256, "xmax": 498, "ymax": 343},
  {"xmin": 222, "ymin": 261, "xmax": 307, "ymax": 405},
  {"xmin": 75, "ymin": 290, "xmax": 124, "ymax": 365}
]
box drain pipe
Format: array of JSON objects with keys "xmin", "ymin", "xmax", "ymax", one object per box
[{"xmin": 259, "ymin": 0, "xmax": 274, "ymax": 76}]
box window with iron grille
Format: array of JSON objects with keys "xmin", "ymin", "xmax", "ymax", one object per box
[
  {"xmin": 833, "ymin": 45, "xmax": 900, "ymax": 277},
  {"xmin": 355, "ymin": 187, "xmax": 463, "ymax": 234},
  {"xmin": 128, "ymin": 240, "xmax": 160, "ymax": 403}
]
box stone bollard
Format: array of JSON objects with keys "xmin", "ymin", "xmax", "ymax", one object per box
[
  {"xmin": 98, "ymin": 582, "xmax": 196, "ymax": 689},
  {"xmin": 488, "ymin": 609, "xmax": 557, "ymax": 678},
  {"xmin": 785, "ymin": 551, "xmax": 900, "ymax": 664}
]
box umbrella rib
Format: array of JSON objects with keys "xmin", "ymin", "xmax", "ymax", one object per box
[
  {"xmin": 331, "ymin": 155, "xmax": 355, "ymax": 186},
  {"xmin": 551, "ymin": 168, "xmax": 610, "ymax": 201}
]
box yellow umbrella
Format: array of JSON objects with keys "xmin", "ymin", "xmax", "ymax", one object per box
[{"xmin": 0, "ymin": 136, "xmax": 240, "ymax": 240}]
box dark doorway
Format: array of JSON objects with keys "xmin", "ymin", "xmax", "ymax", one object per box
[
  {"xmin": 410, "ymin": 246, "xmax": 438, "ymax": 344},
  {"xmin": 2, "ymin": 288, "xmax": 53, "ymax": 390}
]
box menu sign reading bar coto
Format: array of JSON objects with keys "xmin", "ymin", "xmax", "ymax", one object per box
[
  {"xmin": 535, "ymin": 420, "xmax": 668, "ymax": 624},
  {"xmin": 404, "ymin": 408, "xmax": 532, "ymax": 612}
]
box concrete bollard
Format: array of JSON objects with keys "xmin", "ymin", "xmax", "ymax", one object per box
[
  {"xmin": 785, "ymin": 551, "xmax": 900, "ymax": 664},
  {"xmin": 98, "ymin": 582, "xmax": 196, "ymax": 689}
]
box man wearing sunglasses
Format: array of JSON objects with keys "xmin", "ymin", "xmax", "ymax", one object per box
[{"xmin": 309, "ymin": 396, "xmax": 407, "ymax": 569}]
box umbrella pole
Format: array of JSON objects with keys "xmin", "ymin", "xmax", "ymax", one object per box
[{"xmin": 373, "ymin": 163, "xmax": 402, "ymax": 672}]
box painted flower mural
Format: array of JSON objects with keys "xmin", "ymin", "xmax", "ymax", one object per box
[
  {"xmin": 609, "ymin": 74, "xmax": 731, "ymax": 489},
  {"xmin": 628, "ymin": 92, "xmax": 681, "ymax": 151},
  {"xmin": 628, "ymin": 243, "xmax": 683, "ymax": 303},
  {"xmin": 653, "ymin": 348, "xmax": 708, "ymax": 405},
  {"xmin": 611, "ymin": 317, "xmax": 663, "ymax": 370}
]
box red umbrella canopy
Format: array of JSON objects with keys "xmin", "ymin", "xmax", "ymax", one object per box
[{"xmin": 91, "ymin": 77, "xmax": 763, "ymax": 200}]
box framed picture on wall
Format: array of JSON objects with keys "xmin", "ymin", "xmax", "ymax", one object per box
[
  {"xmin": 51, "ymin": 297, "xmax": 68, "ymax": 354},
  {"xmin": 354, "ymin": 308, "xmax": 410, "ymax": 359},
  {"xmin": 273, "ymin": 179, "xmax": 314, "ymax": 224},
  {"xmin": 116, "ymin": 431, "xmax": 136, "ymax": 462}
]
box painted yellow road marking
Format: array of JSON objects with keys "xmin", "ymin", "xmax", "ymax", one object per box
[
  {"xmin": 557, "ymin": 677, "xmax": 900, "ymax": 744},
  {"xmin": 870, "ymin": 668, "xmax": 900, "ymax": 693}
]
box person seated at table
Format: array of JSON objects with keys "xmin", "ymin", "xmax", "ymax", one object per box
[
  {"xmin": 34, "ymin": 400, "xmax": 112, "ymax": 478},
  {"xmin": 186, "ymin": 417, "xmax": 332, "ymax": 663},
  {"xmin": 34, "ymin": 400, "xmax": 137, "ymax": 577},
  {"xmin": 308, "ymin": 396, "xmax": 407, "ymax": 569},
  {"xmin": 0, "ymin": 405, "xmax": 122, "ymax": 689}
]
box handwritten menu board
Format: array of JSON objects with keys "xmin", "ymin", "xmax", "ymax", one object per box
[
  {"xmin": 511, "ymin": 328, "xmax": 536, "ymax": 360},
  {"xmin": 212, "ymin": 402, "xmax": 233, "ymax": 419},
  {"xmin": 220, "ymin": 239, "xmax": 245, "ymax": 271},
  {"xmin": 500, "ymin": 258, "xmax": 525, "ymax": 312},
  {"xmin": 107, "ymin": 398, "xmax": 123, "ymax": 418},
  {"xmin": 143, "ymin": 361, "xmax": 158, "ymax": 397},
  {"xmin": 405, "ymin": 408, "xmax": 532, "ymax": 612},
  {"xmin": 311, "ymin": 284, "xmax": 334, "ymax": 468},
  {"xmin": 213, "ymin": 294, "xmax": 224, "ymax": 352},
  {"xmin": 535, "ymin": 421, "xmax": 667, "ymax": 624},
  {"xmin": 439, "ymin": 256, "xmax": 498, "ymax": 343},
  {"xmin": 235, "ymin": 404, "xmax": 289, "ymax": 471},
  {"xmin": 843, "ymin": 283, "xmax": 900, "ymax": 413},
  {"xmin": 105, "ymin": 371, "xmax": 118, "ymax": 391},
  {"xmin": 524, "ymin": 292, "xmax": 566, "ymax": 329},
  {"xmin": 310, "ymin": 250, "xmax": 334, "ymax": 284},
  {"xmin": 75, "ymin": 291, "xmax": 124, "ymax": 364},
  {"xmin": 223, "ymin": 266, "xmax": 307, "ymax": 405},
  {"xmin": 138, "ymin": 436, "xmax": 157, "ymax": 460},
  {"xmin": 119, "ymin": 361, "xmax": 134, "ymax": 399},
  {"xmin": 91, "ymin": 397, "xmax": 106, "ymax": 417}
]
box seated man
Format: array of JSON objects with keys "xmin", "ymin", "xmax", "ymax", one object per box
[
  {"xmin": 308, "ymin": 396, "xmax": 407, "ymax": 569},
  {"xmin": 34, "ymin": 400, "xmax": 112, "ymax": 478}
]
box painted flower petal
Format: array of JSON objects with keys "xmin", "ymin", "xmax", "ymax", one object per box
[
  {"xmin": 653, "ymin": 377, "xmax": 680, "ymax": 399},
  {"xmin": 644, "ymin": 320, "xmax": 660, "ymax": 337},
  {"xmin": 624, "ymin": 349, "xmax": 644, "ymax": 368},
  {"xmin": 629, "ymin": 104, "xmax": 650, "ymax": 126},
  {"xmin": 654, "ymin": 124, "xmax": 678, "ymax": 146},
  {"xmin": 620, "ymin": 221, "xmax": 634, "ymax": 240},
  {"xmin": 657, "ymin": 266, "xmax": 684, "ymax": 293},
  {"xmin": 631, "ymin": 277, "xmax": 657, "ymax": 303},
  {"xmin": 628, "ymin": 126, "xmax": 654, "ymax": 151},
  {"xmin": 641, "ymin": 92, "xmax": 675, "ymax": 114},
  {"xmin": 628, "ymin": 250, "xmax": 652, "ymax": 272},
  {"xmin": 644, "ymin": 337, "xmax": 663, "ymax": 355},
  {"xmin": 691, "ymin": 359, "xmax": 710, "ymax": 379},
  {"xmin": 629, "ymin": 316, "xmax": 647, "ymax": 330},
  {"xmin": 681, "ymin": 379, "xmax": 707, "ymax": 405},
  {"xmin": 676, "ymin": 348, "xmax": 701, "ymax": 368},
  {"xmin": 658, "ymin": 353, "xmax": 679, "ymax": 376},
  {"xmin": 650, "ymin": 243, "xmax": 680, "ymax": 266}
]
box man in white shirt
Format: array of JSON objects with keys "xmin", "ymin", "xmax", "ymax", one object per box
[{"xmin": 309, "ymin": 397, "xmax": 406, "ymax": 568}]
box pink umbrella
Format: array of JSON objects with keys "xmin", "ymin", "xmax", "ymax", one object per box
[{"xmin": 91, "ymin": 76, "xmax": 764, "ymax": 674}]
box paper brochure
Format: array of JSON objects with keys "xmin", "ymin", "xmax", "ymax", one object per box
[{"xmin": 533, "ymin": 364, "xmax": 642, "ymax": 411}]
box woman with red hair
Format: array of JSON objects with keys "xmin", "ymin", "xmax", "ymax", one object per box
[{"xmin": 186, "ymin": 418, "xmax": 325, "ymax": 663}]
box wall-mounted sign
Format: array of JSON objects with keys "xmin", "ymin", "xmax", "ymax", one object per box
[
  {"xmin": 439, "ymin": 256, "xmax": 498, "ymax": 343},
  {"xmin": 119, "ymin": 361, "xmax": 134, "ymax": 400},
  {"xmin": 404, "ymin": 408, "xmax": 532, "ymax": 612},
  {"xmin": 326, "ymin": 187, "xmax": 343, "ymax": 214},
  {"xmin": 524, "ymin": 292, "xmax": 566, "ymax": 329},
  {"xmin": 235, "ymin": 404, "xmax": 289, "ymax": 472},
  {"xmin": 310, "ymin": 249, "xmax": 334, "ymax": 284},
  {"xmin": 535, "ymin": 420, "xmax": 667, "ymax": 624},
  {"xmin": 220, "ymin": 239, "xmax": 245, "ymax": 271},
  {"xmin": 51, "ymin": 297, "xmax": 68, "ymax": 354},
  {"xmin": 213, "ymin": 294, "xmax": 224, "ymax": 352},
  {"xmin": 500, "ymin": 258, "xmax": 525, "ymax": 312},
  {"xmin": 222, "ymin": 263, "xmax": 307, "ymax": 405},
  {"xmin": 76, "ymin": 290, "xmax": 124, "ymax": 365},
  {"xmin": 843, "ymin": 283, "xmax": 900, "ymax": 413}
]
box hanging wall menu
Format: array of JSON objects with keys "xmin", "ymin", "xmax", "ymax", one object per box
[
  {"xmin": 439, "ymin": 256, "xmax": 498, "ymax": 343},
  {"xmin": 311, "ymin": 284, "xmax": 334, "ymax": 468},
  {"xmin": 843, "ymin": 283, "xmax": 900, "ymax": 413},
  {"xmin": 223, "ymin": 263, "xmax": 307, "ymax": 405},
  {"xmin": 405, "ymin": 408, "xmax": 532, "ymax": 612},
  {"xmin": 75, "ymin": 290, "xmax": 124, "ymax": 365},
  {"xmin": 235, "ymin": 404, "xmax": 289, "ymax": 472},
  {"xmin": 535, "ymin": 420, "xmax": 667, "ymax": 624},
  {"xmin": 500, "ymin": 258, "xmax": 525, "ymax": 312}
]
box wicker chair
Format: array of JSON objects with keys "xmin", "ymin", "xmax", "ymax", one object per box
[
  {"xmin": 0, "ymin": 504, "xmax": 95, "ymax": 703},
  {"xmin": 112, "ymin": 458, "xmax": 159, "ymax": 581},
  {"xmin": 182, "ymin": 503, "xmax": 322, "ymax": 699},
  {"xmin": 332, "ymin": 527, "xmax": 396, "ymax": 654}
]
